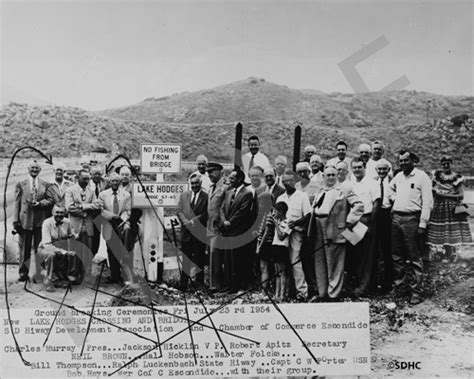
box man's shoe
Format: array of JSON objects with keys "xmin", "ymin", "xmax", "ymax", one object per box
[
  {"xmin": 45, "ymin": 284, "xmax": 55, "ymax": 292},
  {"xmin": 296, "ymin": 294, "xmax": 306, "ymax": 303},
  {"xmin": 409, "ymin": 294, "xmax": 423, "ymax": 305},
  {"xmin": 32, "ymin": 273, "xmax": 44, "ymax": 283},
  {"xmin": 309, "ymin": 295, "xmax": 328, "ymax": 303},
  {"xmin": 18, "ymin": 276, "xmax": 29, "ymax": 282},
  {"xmin": 104, "ymin": 277, "xmax": 120, "ymax": 285}
]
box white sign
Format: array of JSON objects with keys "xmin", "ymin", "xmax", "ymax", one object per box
[
  {"xmin": 141, "ymin": 143, "xmax": 182, "ymax": 173},
  {"xmin": 132, "ymin": 182, "xmax": 187, "ymax": 208}
]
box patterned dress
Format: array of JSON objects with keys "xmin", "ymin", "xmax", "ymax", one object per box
[{"xmin": 427, "ymin": 170, "xmax": 472, "ymax": 247}]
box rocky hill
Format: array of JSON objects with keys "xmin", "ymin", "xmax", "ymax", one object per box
[{"xmin": 1, "ymin": 78, "xmax": 473, "ymax": 174}]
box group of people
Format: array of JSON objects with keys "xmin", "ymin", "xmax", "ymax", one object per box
[
  {"xmin": 13, "ymin": 161, "xmax": 137, "ymax": 291},
  {"xmin": 12, "ymin": 136, "xmax": 471, "ymax": 305},
  {"xmin": 179, "ymin": 136, "xmax": 472, "ymax": 305}
]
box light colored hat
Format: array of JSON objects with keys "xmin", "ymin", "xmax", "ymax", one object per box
[{"xmin": 295, "ymin": 162, "xmax": 311, "ymax": 172}]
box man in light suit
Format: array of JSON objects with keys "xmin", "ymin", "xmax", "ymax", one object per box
[
  {"xmin": 65, "ymin": 169, "xmax": 102, "ymax": 281},
  {"xmin": 307, "ymin": 166, "xmax": 364, "ymax": 301},
  {"xmin": 206, "ymin": 162, "xmax": 228, "ymax": 292},
  {"xmin": 177, "ymin": 173, "xmax": 208, "ymax": 289},
  {"xmin": 13, "ymin": 160, "xmax": 53, "ymax": 282},
  {"xmin": 47, "ymin": 163, "xmax": 73, "ymax": 208},
  {"xmin": 220, "ymin": 169, "xmax": 254, "ymax": 293},
  {"xmin": 99, "ymin": 173, "xmax": 132, "ymax": 285}
]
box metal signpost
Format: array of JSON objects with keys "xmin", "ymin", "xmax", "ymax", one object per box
[{"xmin": 137, "ymin": 143, "xmax": 183, "ymax": 282}]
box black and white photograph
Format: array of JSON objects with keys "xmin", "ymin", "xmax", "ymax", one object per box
[{"xmin": 1, "ymin": 0, "xmax": 473, "ymax": 378}]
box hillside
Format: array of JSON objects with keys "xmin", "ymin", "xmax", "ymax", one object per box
[{"xmin": 1, "ymin": 78, "xmax": 473, "ymax": 174}]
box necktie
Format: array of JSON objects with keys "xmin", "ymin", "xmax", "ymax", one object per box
[
  {"xmin": 190, "ymin": 193, "xmax": 196, "ymax": 209},
  {"xmin": 113, "ymin": 191, "xmax": 119, "ymax": 214},
  {"xmin": 56, "ymin": 222, "xmax": 62, "ymax": 240},
  {"xmin": 95, "ymin": 183, "xmax": 100, "ymax": 198},
  {"xmin": 230, "ymin": 188, "xmax": 237, "ymax": 206},
  {"xmin": 210, "ymin": 184, "xmax": 215, "ymax": 195},
  {"xmin": 32, "ymin": 179, "xmax": 38, "ymax": 202},
  {"xmin": 380, "ymin": 178, "xmax": 384, "ymax": 205},
  {"xmin": 249, "ymin": 155, "xmax": 255, "ymax": 170},
  {"xmin": 315, "ymin": 191, "xmax": 326, "ymax": 209}
]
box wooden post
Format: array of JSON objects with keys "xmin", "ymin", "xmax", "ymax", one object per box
[
  {"xmin": 234, "ymin": 122, "xmax": 243, "ymax": 170},
  {"xmin": 156, "ymin": 173, "xmax": 164, "ymax": 283},
  {"xmin": 293, "ymin": 125, "xmax": 302, "ymax": 171}
]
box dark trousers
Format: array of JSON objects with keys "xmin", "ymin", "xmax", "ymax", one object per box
[
  {"xmin": 180, "ymin": 239, "xmax": 206, "ymax": 288},
  {"xmin": 91, "ymin": 224, "xmax": 101, "ymax": 256},
  {"xmin": 301, "ymin": 236, "xmax": 317, "ymax": 298},
  {"xmin": 375, "ymin": 208, "xmax": 393, "ymax": 291},
  {"xmin": 391, "ymin": 212, "xmax": 423, "ymax": 295},
  {"xmin": 348, "ymin": 214, "xmax": 377, "ymax": 295},
  {"xmin": 18, "ymin": 227, "xmax": 42, "ymax": 279},
  {"xmin": 209, "ymin": 235, "xmax": 225, "ymax": 290},
  {"xmin": 223, "ymin": 245, "xmax": 246, "ymax": 292}
]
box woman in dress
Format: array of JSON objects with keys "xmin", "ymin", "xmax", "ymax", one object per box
[{"xmin": 427, "ymin": 156, "xmax": 472, "ymax": 256}]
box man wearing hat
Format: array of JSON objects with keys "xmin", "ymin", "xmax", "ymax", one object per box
[
  {"xmin": 206, "ymin": 162, "xmax": 228, "ymax": 292},
  {"xmin": 389, "ymin": 150, "xmax": 433, "ymax": 305}
]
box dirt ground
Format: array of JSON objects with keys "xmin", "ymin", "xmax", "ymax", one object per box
[{"xmin": 1, "ymin": 240, "xmax": 473, "ymax": 377}]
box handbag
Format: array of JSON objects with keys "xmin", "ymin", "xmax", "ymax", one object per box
[{"xmin": 454, "ymin": 203, "xmax": 469, "ymax": 216}]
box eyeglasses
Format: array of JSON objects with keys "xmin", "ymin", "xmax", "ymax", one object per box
[{"xmin": 325, "ymin": 174, "xmax": 336, "ymax": 177}]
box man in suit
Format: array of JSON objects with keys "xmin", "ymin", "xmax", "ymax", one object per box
[
  {"xmin": 88, "ymin": 165, "xmax": 108, "ymax": 256},
  {"xmin": 13, "ymin": 160, "xmax": 53, "ymax": 282},
  {"xmin": 263, "ymin": 167, "xmax": 285, "ymax": 204},
  {"xmin": 220, "ymin": 169, "xmax": 254, "ymax": 293},
  {"xmin": 274, "ymin": 155, "xmax": 287, "ymax": 186},
  {"xmin": 47, "ymin": 163, "xmax": 73, "ymax": 208},
  {"xmin": 119, "ymin": 166, "xmax": 133, "ymax": 193},
  {"xmin": 99, "ymin": 173, "xmax": 132, "ymax": 285},
  {"xmin": 206, "ymin": 162, "xmax": 228, "ymax": 292},
  {"xmin": 177, "ymin": 173, "xmax": 208, "ymax": 289},
  {"xmin": 308, "ymin": 166, "xmax": 364, "ymax": 301},
  {"xmin": 65, "ymin": 169, "xmax": 102, "ymax": 281}
]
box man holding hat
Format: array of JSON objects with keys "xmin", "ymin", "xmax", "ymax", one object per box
[{"xmin": 206, "ymin": 162, "xmax": 228, "ymax": 292}]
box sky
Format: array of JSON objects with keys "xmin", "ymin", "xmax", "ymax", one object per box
[{"xmin": 1, "ymin": 0, "xmax": 472, "ymax": 110}]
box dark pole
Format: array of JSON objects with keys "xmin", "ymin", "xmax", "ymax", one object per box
[
  {"xmin": 293, "ymin": 125, "xmax": 301, "ymax": 171},
  {"xmin": 234, "ymin": 122, "xmax": 243, "ymax": 171}
]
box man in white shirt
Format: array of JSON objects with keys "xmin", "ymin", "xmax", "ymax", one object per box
[
  {"xmin": 303, "ymin": 145, "xmax": 317, "ymax": 163},
  {"xmin": 335, "ymin": 161, "xmax": 353, "ymax": 195},
  {"xmin": 327, "ymin": 141, "xmax": 352, "ymax": 174},
  {"xmin": 374, "ymin": 159, "xmax": 393, "ymax": 293},
  {"xmin": 190, "ymin": 154, "xmax": 211, "ymax": 193},
  {"xmin": 295, "ymin": 162, "xmax": 321, "ymax": 204},
  {"xmin": 274, "ymin": 155, "xmax": 288, "ymax": 186},
  {"xmin": 348, "ymin": 157, "xmax": 381, "ymax": 296},
  {"xmin": 276, "ymin": 170, "xmax": 312, "ymax": 301},
  {"xmin": 389, "ymin": 150, "xmax": 433, "ymax": 305},
  {"xmin": 309, "ymin": 154, "xmax": 324, "ymax": 188},
  {"xmin": 241, "ymin": 136, "xmax": 270, "ymax": 174},
  {"xmin": 366, "ymin": 141, "xmax": 393, "ymax": 180}
]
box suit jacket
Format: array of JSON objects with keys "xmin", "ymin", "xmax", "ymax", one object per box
[
  {"xmin": 177, "ymin": 190, "xmax": 208, "ymax": 244},
  {"xmin": 99, "ymin": 188, "xmax": 131, "ymax": 240},
  {"xmin": 13, "ymin": 177, "xmax": 52, "ymax": 230},
  {"xmin": 88, "ymin": 178, "xmax": 109, "ymax": 200},
  {"xmin": 65, "ymin": 183, "xmax": 100, "ymax": 237},
  {"xmin": 220, "ymin": 186, "xmax": 254, "ymax": 237},
  {"xmin": 308, "ymin": 187, "xmax": 364, "ymax": 243},
  {"xmin": 207, "ymin": 177, "xmax": 228, "ymax": 237},
  {"xmin": 47, "ymin": 180, "xmax": 73, "ymax": 207}
]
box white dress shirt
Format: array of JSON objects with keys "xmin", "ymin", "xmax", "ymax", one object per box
[
  {"xmin": 242, "ymin": 152, "xmax": 270, "ymax": 173},
  {"xmin": 352, "ymin": 175, "xmax": 381, "ymax": 214},
  {"xmin": 389, "ymin": 168, "xmax": 433, "ymax": 228},
  {"xmin": 276, "ymin": 190, "xmax": 311, "ymax": 232}
]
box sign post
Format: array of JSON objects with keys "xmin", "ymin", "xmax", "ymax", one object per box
[{"xmin": 137, "ymin": 144, "xmax": 182, "ymax": 282}]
